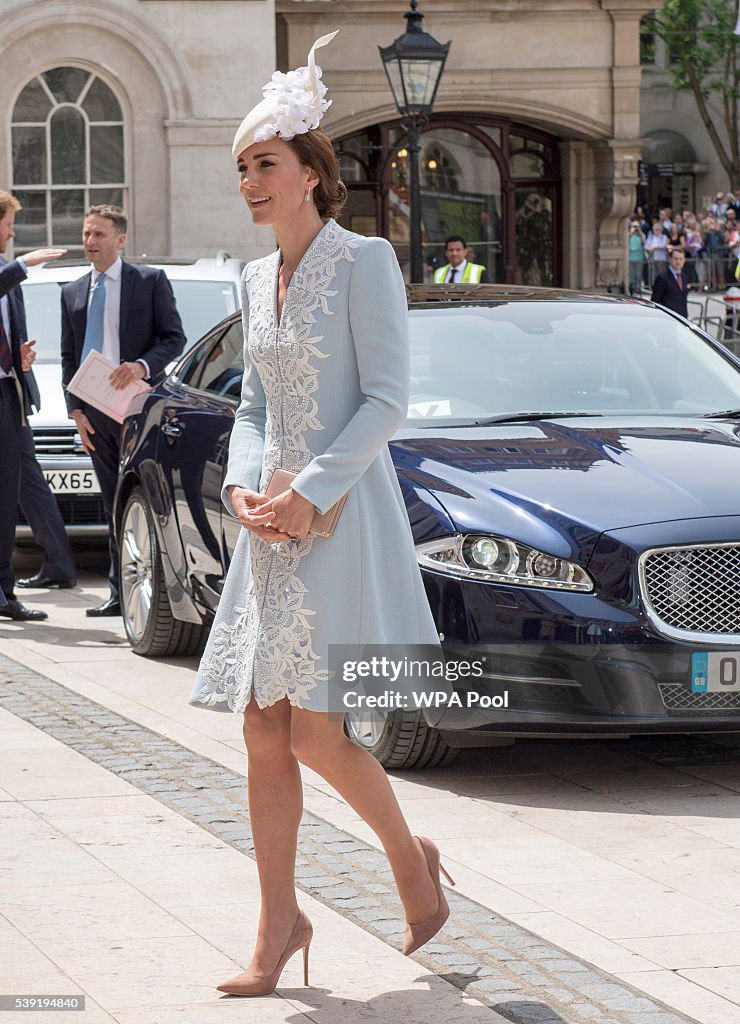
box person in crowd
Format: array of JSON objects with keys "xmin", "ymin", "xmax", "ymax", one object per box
[
  {"xmin": 666, "ymin": 216, "xmax": 686, "ymax": 257},
  {"xmin": 189, "ymin": 32, "xmax": 454, "ymax": 998},
  {"xmin": 60, "ymin": 205, "xmax": 186, "ymax": 617},
  {"xmin": 702, "ymin": 214, "xmax": 725, "ymax": 290},
  {"xmin": 0, "ymin": 190, "xmax": 68, "ymax": 621},
  {"xmin": 651, "ymin": 247, "xmax": 689, "ymax": 318},
  {"xmin": 730, "ymin": 189, "xmax": 740, "ymax": 220},
  {"xmin": 635, "ymin": 206, "xmax": 651, "ymax": 237},
  {"xmin": 658, "ymin": 207, "xmax": 672, "ymax": 233},
  {"xmin": 708, "ymin": 192, "xmax": 729, "ymax": 221},
  {"xmin": 683, "ymin": 213, "xmax": 706, "ymax": 290},
  {"xmin": 727, "ymin": 214, "xmax": 740, "ymax": 284},
  {"xmin": 628, "ymin": 219, "xmax": 646, "ymax": 295},
  {"xmin": 433, "ymin": 236, "xmax": 489, "ymax": 283},
  {"xmin": 644, "ymin": 220, "xmax": 669, "ymax": 284}
]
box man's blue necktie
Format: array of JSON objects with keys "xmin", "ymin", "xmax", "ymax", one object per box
[{"xmin": 81, "ymin": 272, "xmax": 106, "ymax": 363}]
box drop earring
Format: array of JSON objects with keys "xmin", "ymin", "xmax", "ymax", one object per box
[{"xmin": 305, "ymin": 188, "xmax": 312, "ymax": 203}]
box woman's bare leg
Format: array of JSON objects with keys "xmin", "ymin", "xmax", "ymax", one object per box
[
  {"xmin": 240, "ymin": 698, "xmax": 304, "ymax": 971},
  {"xmin": 290, "ymin": 709, "xmax": 439, "ymax": 924}
]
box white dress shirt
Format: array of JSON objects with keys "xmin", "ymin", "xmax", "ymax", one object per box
[
  {"xmin": 88, "ymin": 257, "xmax": 122, "ymax": 366},
  {"xmin": 446, "ymin": 259, "xmax": 467, "ymax": 283},
  {"xmin": 87, "ymin": 257, "xmax": 149, "ymax": 378}
]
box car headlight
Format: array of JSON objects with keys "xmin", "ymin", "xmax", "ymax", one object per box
[{"xmin": 417, "ymin": 534, "xmax": 594, "ymax": 592}]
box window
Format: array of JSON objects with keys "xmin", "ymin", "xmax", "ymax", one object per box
[
  {"xmin": 423, "ymin": 144, "xmax": 461, "ymax": 193},
  {"xmin": 180, "ymin": 320, "xmax": 244, "ymax": 400},
  {"xmin": 640, "ymin": 12, "xmax": 657, "ymax": 65},
  {"xmin": 11, "ymin": 67, "xmax": 126, "ymax": 254},
  {"xmin": 198, "ymin": 321, "xmax": 244, "ymax": 399}
]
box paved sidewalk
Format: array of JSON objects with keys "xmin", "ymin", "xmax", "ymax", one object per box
[
  {"xmin": 3, "ymin": 576, "xmax": 740, "ymax": 1022},
  {"xmin": 1, "ymin": 702, "xmax": 509, "ymax": 1024},
  {"xmin": 1, "ymin": 654, "xmax": 691, "ymax": 1024}
]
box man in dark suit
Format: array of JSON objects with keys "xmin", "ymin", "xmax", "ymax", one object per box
[
  {"xmin": 0, "ymin": 190, "xmax": 68, "ymax": 620},
  {"xmin": 61, "ymin": 205, "xmax": 186, "ymax": 616},
  {"xmin": 651, "ymin": 247, "xmax": 689, "ymax": 319}
]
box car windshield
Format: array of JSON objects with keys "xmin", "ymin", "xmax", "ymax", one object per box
[
  {"xmin": 407, "ymin": 301, "xmax": 740, "ymax": 423},
  {"xmin": 21, "ymin": 279, "xmax": 239, "ymax": 362}
]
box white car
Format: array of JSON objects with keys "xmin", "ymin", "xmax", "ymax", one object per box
[{"xmin": 18, "ymin": 254, "xmax": 245, "ymax": 536}]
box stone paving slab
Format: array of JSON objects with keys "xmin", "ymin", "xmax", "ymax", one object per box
[{"xmin": 0, "ymin": 652, "xmax": 697, "ymax": 1024}]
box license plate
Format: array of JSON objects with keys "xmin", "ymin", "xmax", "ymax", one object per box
[
  {"xmin": 43, "ymin": 469, "xmax": 101, "ymax": 495},
  {"xmin": 691, "ymin": 652, "xmax": 740, "ymax": 693}
]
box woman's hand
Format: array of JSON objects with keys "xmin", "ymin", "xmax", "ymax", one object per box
[
  {"xmin": 265, "ymin": 487, "xmax": 316, "ymax": 541},
  {"xmin": 229, "ymin": 486, "xmax": 292, "ymax": 542}
]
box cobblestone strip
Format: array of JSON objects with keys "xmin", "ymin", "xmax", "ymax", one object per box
[{"xmin": 0, "ymin": 654, "xmax": 695, "ymax": 1024}]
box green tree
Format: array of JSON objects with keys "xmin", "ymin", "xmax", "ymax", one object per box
[{"xmin": 654, "ymin": 0, "xmax": 740, "ymax": 187}]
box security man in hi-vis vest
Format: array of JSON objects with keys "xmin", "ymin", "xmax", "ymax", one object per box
[{"xmin": 433, "ymin": 236, "xmax": 489, "ymax": 284}]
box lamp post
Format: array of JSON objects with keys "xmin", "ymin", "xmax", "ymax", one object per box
[{"xmin": 379, "ymin": 0, "xmax": 450, "ymax": 283}]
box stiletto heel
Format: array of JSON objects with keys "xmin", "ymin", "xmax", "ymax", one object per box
[
  {"xmin": 439, "ymin": 862, "xmax": 455, "ymax": 886},
  {"xmin": 403, "ymin": 835, "xmax": 454, "ymax": 956},
  {"xmin": 216, "ymin": 910, "xmax": 313, "ymax": 996}
]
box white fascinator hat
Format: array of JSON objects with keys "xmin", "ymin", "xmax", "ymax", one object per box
[{"xmin": 232, "ymin": 30, "xmax": 340, "ymax": 160}]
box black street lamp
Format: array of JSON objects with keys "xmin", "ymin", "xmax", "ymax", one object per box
[{"xmin": 379, "ymin": 0, "xmax": 450, "ymax": 283}]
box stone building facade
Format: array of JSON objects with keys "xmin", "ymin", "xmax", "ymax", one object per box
[
  {"xmin": 1, "ymin": 0, "xmax": 275, "ymax": 262},
  {"xmin": 1, "ymin": 0, "xmax": 656, "ymax": 287}
]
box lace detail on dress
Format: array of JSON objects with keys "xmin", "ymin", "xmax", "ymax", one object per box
[{"xmin": 195, "ymin": 221, "xmax": 360, "ymax": 711}]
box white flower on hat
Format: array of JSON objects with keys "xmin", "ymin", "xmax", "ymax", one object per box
[
  {"xmin": 232, "ymin": 30, "xmax": 339, "ymax": 159},
  {"xmin": 255, "ymin": 64, "xmax": 331, "ymax": 143}
]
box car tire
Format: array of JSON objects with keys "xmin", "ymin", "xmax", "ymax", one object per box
[
  {"xmin": 345, "ymin": 709, "xmax": 457, "ymax": 769},
  {"xmin": 120, "ymin": 486, "xmax": 206, "ymax": 657}
]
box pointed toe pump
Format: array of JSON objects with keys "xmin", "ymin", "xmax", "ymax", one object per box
[
  {"xmin": 216, "ymin": 910, "xmax": 313, "ymax": 997},
  {"xmin": 403, "ymin": 835, "xmax": 456, "ymax": 956}
]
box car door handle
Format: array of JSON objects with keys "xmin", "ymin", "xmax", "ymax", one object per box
[{"xmin": 160, "ymin": 421, "xmax": 183, "ymax": 438}]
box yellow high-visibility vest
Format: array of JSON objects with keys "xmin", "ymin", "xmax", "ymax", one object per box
[{"xmin": 434, "ymin": 262, "xmax": 485, "ymax": 284}]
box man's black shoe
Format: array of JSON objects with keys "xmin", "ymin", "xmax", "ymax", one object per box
[
  {"xmin": 86, "ymin": 598, "xmax": 122, "ymax": 617},
  {"xmin": 0, "ymin": 598, "xmax": 49, "ymax": 621},
  {"xmin": 16, "ymin": 572, "xmax": 77, "ymax": 589}
]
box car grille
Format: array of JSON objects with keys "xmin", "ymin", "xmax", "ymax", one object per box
[
  {"xmin": 639, "ymin": 543, "xmax": 740, "ymax": 641},
  {"xmin": 32, "ymin": 427, "xmax": 78, "ymax": 455},
  {"xmin": 18, "ymin": 495, "xmax": 106, "ymax": 527},
  {"xmin": 513, "ymin": 683, "xmax": 576, "ymax": 706},
  {"xmin": 659, "ymin": 684, "xmax": 740, "ymax": 715}
]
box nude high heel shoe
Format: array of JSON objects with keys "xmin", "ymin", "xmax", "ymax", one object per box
[
  {"xmin": 216, "ymin": 910, "xmax": 313, "ymax": 996},
  {"xmin": 403, "ymin": 835, "xmax": 456, "ymax": 956}
]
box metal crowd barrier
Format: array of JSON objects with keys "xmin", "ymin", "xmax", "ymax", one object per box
[{"xmin": 632, "ymin": 250, "xmax": 740, "ymax": 293}]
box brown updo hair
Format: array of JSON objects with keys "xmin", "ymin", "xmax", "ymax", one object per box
[{"xmin": 287, "ymin": 128, "xmax": 348, "ymax": 220}]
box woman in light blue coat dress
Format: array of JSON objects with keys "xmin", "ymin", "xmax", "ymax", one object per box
[{"xmin": 189, "ymin": 35, "xmax": 454, "ymax": 997}]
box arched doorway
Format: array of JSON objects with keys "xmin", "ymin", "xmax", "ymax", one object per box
[
  {"xmin": 638, "ymin": 130, "xmax": 704, "ymax": 215},
  {"xmin": 336, "ymin": 114, "xmax": 562, "ymax": 285}
]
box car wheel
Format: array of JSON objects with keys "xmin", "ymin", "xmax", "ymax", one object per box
[
  {"xmin": 345, "ymin": 709, "xmax": 457, "ymax": 769},
  {"xmin": 120, "ymin": 486, "xmax": 206, "ymax": 657}
]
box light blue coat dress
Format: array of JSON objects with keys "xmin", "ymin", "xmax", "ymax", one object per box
[{"xmin": 189, "ymin": 219, "xmax": 439, "ymax": 713}]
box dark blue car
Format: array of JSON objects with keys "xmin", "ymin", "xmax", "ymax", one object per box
[{"xmin": 114, "ymin": 285, "xmax": 740, "ymax": 768}]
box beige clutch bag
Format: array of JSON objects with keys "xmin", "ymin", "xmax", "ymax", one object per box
[{"xmin": 265, "ymin": 468, "xmax": 348, "ymax": 538}]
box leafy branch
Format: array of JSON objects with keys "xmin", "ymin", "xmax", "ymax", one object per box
[{"xmin": 654, "ymin": 0, "xmax": 740, "ymax": 186}]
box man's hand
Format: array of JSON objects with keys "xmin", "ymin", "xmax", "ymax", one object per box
[
  {"xmin": 71, "ymin": 409, "xmax": 96, "ymax": 453},
  {"xmin": 109, "ymin": 361, "xmax": 146, "ymax": 390},
  {"xmin": 21, "ymin": 248, "xmax": 67, "ymax": 267},
  {"xmin": 20, "ymin": 339, "xmax": 37, "ymax": 372}
]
